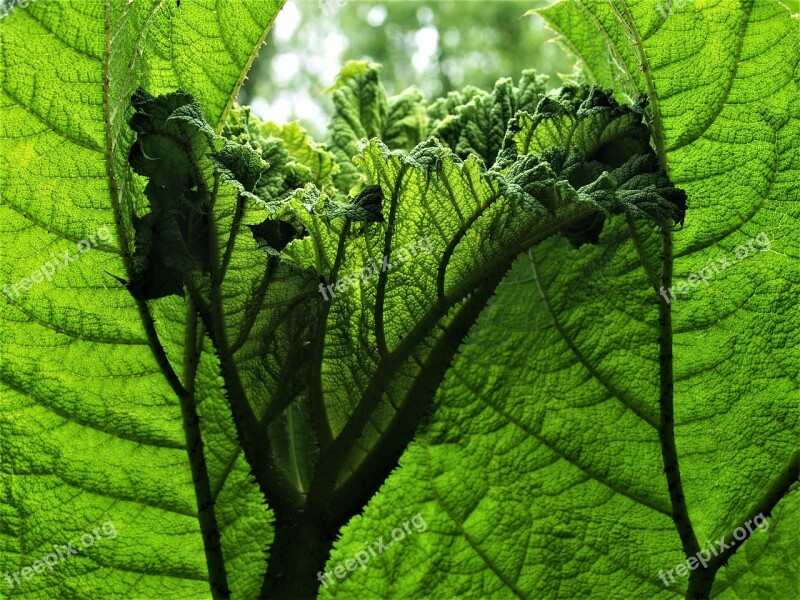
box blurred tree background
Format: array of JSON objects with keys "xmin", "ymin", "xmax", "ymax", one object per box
[{"xmin": 239, "ymin": 0, "xmax": 576, "ymax": 137}]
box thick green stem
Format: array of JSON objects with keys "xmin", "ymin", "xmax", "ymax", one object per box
[{"xmin": 259, "ymin": 509, "xmax": 335, "ymax": 599}]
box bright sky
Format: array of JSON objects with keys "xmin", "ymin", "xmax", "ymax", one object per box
[{"xmin": 249, "ymin": 0, "xmax": 441, "ymax": 132}]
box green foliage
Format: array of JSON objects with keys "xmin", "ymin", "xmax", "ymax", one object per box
[
  {"xmin": 116, "ymin": 63, "xmax": 684, "ymax": 597},
  {"xmin": 0, "ymin": 2, "xmax": 797, "ymax": 600},
  {"xmin": 240, "ymin": 0, "xmax": 577, "ymax": 134},
  {"xmin": 322, "ymin": 2, "xmax": 800, "ymax": 600},
  {"xmin": 429, "ymin": 70, "xmax": 549, "ymax": 165},
  {"xmin": 328, "ymin": 61, "xmax": 428, "ymax": 190},
  {"xmin": 0, "ymin": 2, "xmax": 283, "ymax": 599}
]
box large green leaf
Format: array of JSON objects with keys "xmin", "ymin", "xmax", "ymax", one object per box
[
  {"xmin": 2, "ymin": 1, "xmax": 796, "ymax": 598},
  {"xmin": 321, "ymin": 1, "xmax": 800, "ymax": 598},
  {"xmin": 284, "ymin": 85, "xmax": 681, "ymax": 508},
  {"xmin": 202, "ymin": 73, "xmax": 684, "ymax": 596},
  {"xmin": 0, "ymin": 1, "xmax": 283, "ymax": 598}
]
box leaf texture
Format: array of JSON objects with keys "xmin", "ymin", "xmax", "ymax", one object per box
[
  {"xmin": 319, "ymin": 2, "xmax": 800, "ymax": 598},
  {"xmin": 0, "ymin": 1, "xmax": 283, "ymax": 598}
]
